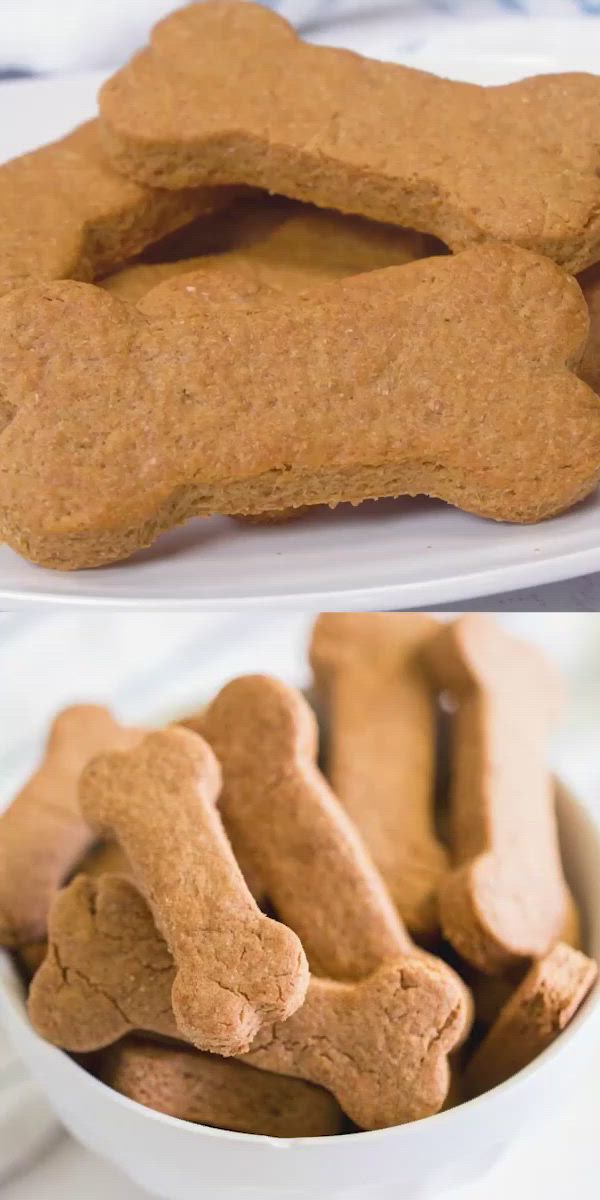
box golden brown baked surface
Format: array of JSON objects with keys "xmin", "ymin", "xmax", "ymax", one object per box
[
  {"xmin": 79, "ymin": 728, "xmax": 309, "ymax": 1055},
  {"xmin": 0, "ymin": 244, "xmax": 597, "ymax": 571},
  {"xmin": 30, "ymin": 872, "xmax": 469, "ymax": 1129}
]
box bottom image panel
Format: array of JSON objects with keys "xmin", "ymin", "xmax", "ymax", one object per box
[{"xmin": 0, "ymin": 612, "xmax": 599, "ymax": 1200}]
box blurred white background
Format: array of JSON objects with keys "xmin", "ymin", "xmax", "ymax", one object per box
[{"xmin": 1, "ymin": 610, "xmax": 598, "ymax": 808}]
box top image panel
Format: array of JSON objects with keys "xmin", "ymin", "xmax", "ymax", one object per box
[{"xmin": 1, "ymin": 2, "xmax": 600, "ymax": 609}]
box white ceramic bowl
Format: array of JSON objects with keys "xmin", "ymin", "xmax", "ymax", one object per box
[{"xmin": 1, "ymin": 787, "xmax": 599, "ymax": 1200}]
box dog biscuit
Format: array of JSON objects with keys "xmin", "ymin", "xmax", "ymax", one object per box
[
  {"xmin": 0, "ymin": 705, "xmax": 143, "ymax": 947},
  {"xmin": 243, "ymin": 957, "xmax": 469, "ymax": 1129},
  {"xmin": 196, "ymin": 674, "xmax": 472, "ymax": 1023},
  {"xmin": 75, "ymin": 839, "xmax": 131, "ymax": 880},
  {"xmin": 464, "ymin": 943, "xmax": 597, "ymax": 1097},
  {"xmin": 310, "ymin": 613, "xmax": 448, "ymax": 939},
  {"xmin": 79, "ymin": 727, "xmax": 309, "ymax": 1054},
  {"xmin": 425, "ymin": 616, "xmax": 571, "ymax": 973},
  {"xmin": 0, "ymin": 120, "xmax": 232, "ymax": 298},
  {"xmin": 31, "ymin": 873, "xmax": 468, "ymax": 1127},
  {"xmin": 198, "ymin": 674, "xmax": 409, "ymax": 980},
  {"xmin": 28, "ymin": 874, "xmax": 180, "ymax": 1050},
  {"xmin": 101, "ymin": 1038, "xmax": 345, "ymax": 1137},
  {"xmin": 100, "ymin": 193, "xmax": 432, "ymax": 301},
  {"xmin": 100, "ymin": 1, "xmax": 600, "ymax": 272},
  {"xmin": 1, "ymin": 243, "xmax": 598, "ymax": 570}
]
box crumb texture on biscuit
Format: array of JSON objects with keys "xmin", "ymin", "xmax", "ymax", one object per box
[
  {"xmin": 0, "ymin": 244, "xmax": 597, "ymax": 571},
  {"xmin": 78, "ymin": 728, "xmax": 309, "ymax": 1054},
  {"xmin": 243, "ymin": 956, "xmax": 468, "ymax": 1129},
  {"xmin": 28, "ymin": 852, "xmax": 471, "ymax": 1130},
  {"xmin": 202, "ymin": 673, "xmax": 409, "ymax": 980}
]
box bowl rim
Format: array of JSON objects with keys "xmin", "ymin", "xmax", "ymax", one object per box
[{"xmin": 1, "ymin": 788, "xmax": 599, "ymax": 1151}]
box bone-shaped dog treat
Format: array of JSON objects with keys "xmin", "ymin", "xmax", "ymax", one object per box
[
  {"xmin": 30, "ymin": 873, "xmax": 468, "ymax": 1127},
  {"xmin": 0, "ymin": 705, "xmax": 144, "ymax": 947},
  {"xmin": 192, "ymin": 674, "xmax": 472, "ymax": 1022},
  {"xmin": 99, "ymin": 1, "xmax": 600, "ymax": 273},
  {"xmin": 198, "ymin": 674, "xmax": 409, "ymax": 980},
  {"xmin": 464, "ymin": 943, "xmax": 597, "ymax": 1098},
  {"xmin": 100, "ymin": 193, "xmax": 432, "ymax": 302},
  {"xmin": 78, "ymin": 728, "xmax": 309, "ymax": 1054},
  {"xmin": 101, "ymin": 1038, "xmax": 345, "ymax": 1137},
  {"xmin": 2, "ymin": 243, "xmax": 598, "ymax": 570},
  {"xmin": 0, "ymin": 120, "xmax": 233, "ymax": 298},
  {"xmin": 242, "ymin": 958, "xmax": 468, "ymax": 1129},
  {"xmin": 310, "ymin": 613, "xmax": 448, "ymax": 939},
  {"xmin": 28, "ymin": 875, "xmax": 180, "ymax": 1050},
  {"xmin": 425, "ymin": 616, "xmax": 572, "ymax": 974}
]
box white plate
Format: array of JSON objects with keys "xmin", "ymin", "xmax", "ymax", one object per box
[{"xmin": 1, "ymin": 26, "xmax": 600, "ymax": 611}]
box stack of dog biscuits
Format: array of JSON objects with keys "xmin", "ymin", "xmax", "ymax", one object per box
[
  {"xmin": 1, "ymin": 0, "xmax": 600, "ymax": 570},
  {"xmin": 1, "ymin": 613, "xmax": 596, "ymax": 1135}
]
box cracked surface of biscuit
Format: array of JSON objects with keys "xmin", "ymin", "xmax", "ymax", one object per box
[
  {"xmin": 30, "ymin": 874, "xmax": 469, "ymax": 1128},
  {"xmin": 243, "ymin": 957, "xmax": 469, "ymax": 1129},
  {"xmin": 100, "ymin": 1, "xmax": 600, "ymax": 272}
]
